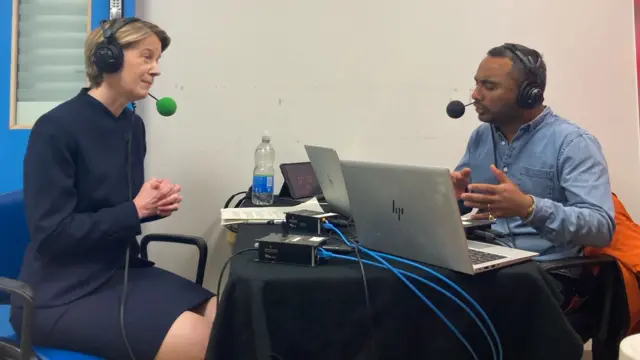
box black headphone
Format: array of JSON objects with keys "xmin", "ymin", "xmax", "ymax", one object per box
[
  {"xmin": 92, "ymin": 17, "xmax": 142, "ymax": 74},
  {"xmin": 501, "ymin": 43, "xmax": 545, "ymax": 109}
]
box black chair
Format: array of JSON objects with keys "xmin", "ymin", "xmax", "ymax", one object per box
[
  {"xmin": 540, "ymin": 255, "xmax": 629, "ymax": 360},
  {"xmin": 0, "ymin": 190, "xmax": 208, "ymax": 360}
]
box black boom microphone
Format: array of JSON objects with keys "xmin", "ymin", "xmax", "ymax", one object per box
[{"xmin": 446, "ymin": 100, "xmax": 474, "ymax": 119}]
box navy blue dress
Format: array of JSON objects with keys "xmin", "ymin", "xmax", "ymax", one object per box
[{"xmin": 10, "ymin": 88, "xmax": 214, "ymax": 360}]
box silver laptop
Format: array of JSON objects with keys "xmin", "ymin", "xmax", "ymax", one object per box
[
  {"xmin": 340, "ymin": 160, "xmax": 539, "ymax": 275},
  {"xmin": 304, "ymin": 145, "xmax": 352, "ymax": 218}
]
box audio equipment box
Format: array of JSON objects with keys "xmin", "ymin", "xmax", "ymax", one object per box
[
  {"xmin": 256, "ymin": 232, "xmax": 330, "ymax": 267},
  {"xmin": 284, "ymin": 210, "xmax": 340, "ymax": 235}
]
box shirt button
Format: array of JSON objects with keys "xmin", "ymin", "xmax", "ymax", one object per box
[
  {"xmin": 503, "ymin": 167, "xmax": 508, "ymax": 173},
  {"xmin": 501, "ymin": 141, "xmax": 506, "ymax": 145}
]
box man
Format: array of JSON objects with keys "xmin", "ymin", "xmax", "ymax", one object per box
[{"xmin": 451, "ymin": 43, "xmax": 615, "ymax": 308}]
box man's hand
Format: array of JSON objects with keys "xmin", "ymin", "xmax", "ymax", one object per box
[
  {"xmin": 460, "ymin": 165, "xmax": 533, "ymax": 219},
  {"xmin": 450, "ymin": 168, "xmax": 471, "ymax": 200},
  {"xmin": 152, "ymin": 179, "xmax": 182, "ymax": 217}
]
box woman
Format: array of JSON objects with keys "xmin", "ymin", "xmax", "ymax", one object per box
[{"xmin": 10, "ymin": 17, "xmax": 216, "ymax": 360}]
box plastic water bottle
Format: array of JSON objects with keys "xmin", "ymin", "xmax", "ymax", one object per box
[{"xmin": 251, "ymin": 133, "xmax": 275, "ymax": 205}]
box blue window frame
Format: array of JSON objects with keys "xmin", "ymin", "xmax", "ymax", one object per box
[{"xmin": 0, "ymin": 0, "xmax": 136, "ymax": 193}]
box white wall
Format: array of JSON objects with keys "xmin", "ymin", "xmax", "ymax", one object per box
[{"xmin": 135, "ymin": 0, "xmax": 640, "ymax": 290}]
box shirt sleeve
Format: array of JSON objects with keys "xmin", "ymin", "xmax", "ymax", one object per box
[
  {"xmin": 23, "ymin": 114, "xmax": 142, "ymax": 258},
  {"xmin": 526, "ymin": 133, "xmax": 615, "ymax": 248}
]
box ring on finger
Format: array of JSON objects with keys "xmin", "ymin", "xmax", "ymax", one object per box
[{"xmin": 487, "ymin": 205, "xmax": 495, "ymax": 222}]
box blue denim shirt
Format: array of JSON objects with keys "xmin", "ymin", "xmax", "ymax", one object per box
[{"xmin": 455, "ymin": 106, "xmax": 615, "ymax": 261}]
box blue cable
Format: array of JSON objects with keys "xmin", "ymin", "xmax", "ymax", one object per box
[
  {"xmin": 322, "ymin": 221, "xmax": 502, "ymax": 360},
  {"xmin": 318, "ymin": 249, "xmax": 497, "ymax": 360},
  {"xmin": 320, "ymin": 229, "xmax": 480, "ymax": 360},
  {"xmin": 366, "ymin": 250, "xmax": 502, "ymax": 360}
]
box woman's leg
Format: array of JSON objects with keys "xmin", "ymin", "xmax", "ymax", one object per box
[
  {"xmin": 154, "ymin": 296, "xmax": 217, "ymax": 360},
  {"xmin": 10, "ymin": 267, "xmax": 218, "ymax": 360},
  {"xmin": 192, "ymin": 296, "xmax": 217, "ymax": 324},
  {"xmin": 154, "ymin": 310, "xmax": 213, "ymax": 360}
]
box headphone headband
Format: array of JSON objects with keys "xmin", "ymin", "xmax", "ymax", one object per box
[
  {"xmin": 502, "ymin": 43, "xmax": 542, "ymax": 79},
  {"xmin": 501, "ymin": 43, "xmax": 544, "ymax": 109},
  {"xmin": 100, "ymin": 17, "xmax": 141, "ymax": 41}
]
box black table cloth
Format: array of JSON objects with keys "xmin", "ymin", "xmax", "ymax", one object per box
[{"xmin": 207, "ymin": 223, "xmax": 584, "ymax": 360}]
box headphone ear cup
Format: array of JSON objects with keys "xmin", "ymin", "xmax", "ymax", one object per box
[
  {"xmin": 93, "ymin": 41, "xmax": 124, "ymax": 74},
  {"xmin": 517, "ymin": 81, "xmax": 541, "ymax": 109},
  {"xmin": 528, "ymin": 87, "xmax": 542, "ymax": 108}
]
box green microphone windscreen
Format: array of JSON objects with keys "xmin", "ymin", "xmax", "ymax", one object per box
[{"xmin": 156, "ymin": 97, "xmax": 177, "ymax": 117}]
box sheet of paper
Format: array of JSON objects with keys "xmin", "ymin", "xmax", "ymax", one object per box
[
  {"xmin": 220, "ymin": 198, "xmax": 325, "ymax": 225},
  {"xmin": 460, "ymin": 207, "xmax": 479, "ymax": 221}
]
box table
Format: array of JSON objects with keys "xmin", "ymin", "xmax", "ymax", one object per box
[{"xmin": 207, "ymin": 224, "xmax": 584, "ymax": 360}]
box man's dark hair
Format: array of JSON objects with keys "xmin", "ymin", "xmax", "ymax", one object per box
[{"xmin": 487, "ymin": 43, "xmax": 547, "ymax": 94}]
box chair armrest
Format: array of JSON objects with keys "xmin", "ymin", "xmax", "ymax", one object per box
[
  {"xmin": 538, "ymin": 255, "xmax": 616, "ymax": 272},
  {"xmin": 0, "ymin": 278, "xmax": 34, "ymax": 360},
  {"xmin": 140, "ymin": 234, "xmax": 208, "ymax": 286},
  {"xmin": 0, "ymin": 278, "xmax": 33, "ymax": 305}
]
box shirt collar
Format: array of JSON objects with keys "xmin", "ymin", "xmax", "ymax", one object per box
[
  {"xmin": 78, "ymin": 87, "xmax": 136, "ymax": 122},
  {"xmin": 494, "ymin": 105, "xmax": 553, "ymax": 140},
  {"xmin": 520, "ymin": 106, "xmax": 552, "ymax": 133}
]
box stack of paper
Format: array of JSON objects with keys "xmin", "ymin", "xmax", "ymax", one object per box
[{"xmin": 220, "ymin": 198, "xmax": 325, "ymax": 226}]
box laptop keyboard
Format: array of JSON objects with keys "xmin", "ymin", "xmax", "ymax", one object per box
[{"xmin": 469, "ymin": 249, "xmax": 507, "ymax": 265}]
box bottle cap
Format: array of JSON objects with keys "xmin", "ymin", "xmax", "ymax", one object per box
[{"xmin": 262, "ymin": 131, "xmax": 270, "ymax": 141}]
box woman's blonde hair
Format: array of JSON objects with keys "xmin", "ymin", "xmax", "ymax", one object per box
[{"xmin": 84, "ymin": 18, "xmax": 171, "ymax": 88}]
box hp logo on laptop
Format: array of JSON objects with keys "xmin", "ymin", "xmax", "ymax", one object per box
[{"xmin": 392, "ymin": 200, "xmax": 404, "ymax": 221}]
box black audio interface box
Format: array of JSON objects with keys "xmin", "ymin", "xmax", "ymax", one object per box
[
  {"xmin": 256, "ymin": 232, "xmax": 330, "ymax": 267},
  {"xmin": 284, "ymin": 209, "xmax": 340, "ymax": 235}
]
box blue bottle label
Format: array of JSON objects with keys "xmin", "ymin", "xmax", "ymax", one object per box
[{"xmin": 253, "ymin": 175, "xmax": 274, "ymax": 194}]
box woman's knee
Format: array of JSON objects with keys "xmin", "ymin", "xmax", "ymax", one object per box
[
  {"xmin": 154, "ymin": 311, "xmax": 212, "ymax": 360},
  {"xmin": 192, "ymin": 296, "xmax": 217, "ymax": 324}
]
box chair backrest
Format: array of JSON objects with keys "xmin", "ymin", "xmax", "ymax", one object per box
[
  {"xmin": 589, "ymin": 193, "xmax": 640, "ymax": 272},
  {"xmin": 0, "ymin": 190, "xmax": 29, "ymax": 283}
]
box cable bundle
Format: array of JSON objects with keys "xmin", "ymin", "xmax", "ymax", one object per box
[{"xmin": 318, "ymin": 221, "xmax": 502, "ymax": 360}]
